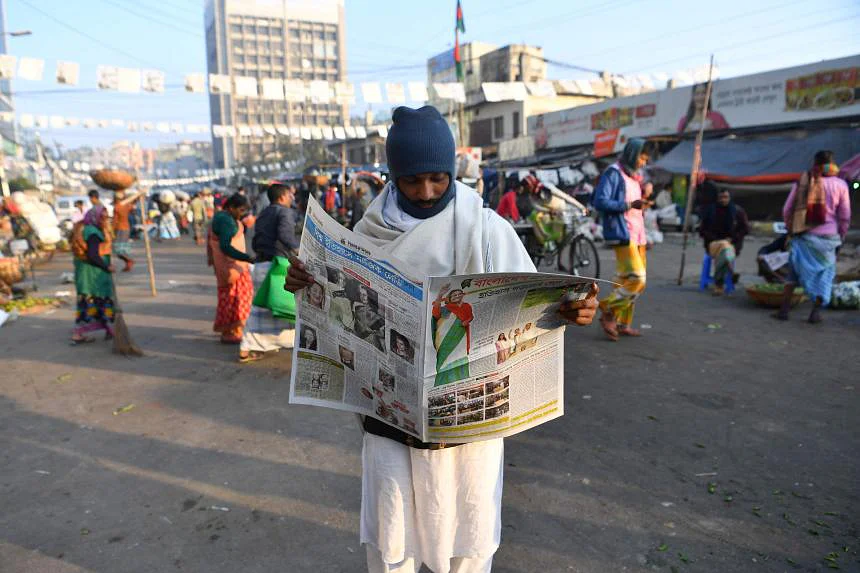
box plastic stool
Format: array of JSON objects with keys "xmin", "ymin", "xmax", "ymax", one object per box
[{"xmin": 700, "ymin": 254, "xmax": 735, "ymax": 293}]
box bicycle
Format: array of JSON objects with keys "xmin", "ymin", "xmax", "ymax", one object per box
[{"xmin": 520, "ymin": 208, "xmax": 601, "ymax": 279}]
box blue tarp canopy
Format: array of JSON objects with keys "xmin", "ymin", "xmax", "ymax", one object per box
[{"xmin": 654, "ymin": 128, "xmax": 860, "ymax": 179}]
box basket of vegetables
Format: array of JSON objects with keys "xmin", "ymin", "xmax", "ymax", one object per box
[
  {"xmin": 745, "ymin": 283, "xmax": 805, "ymax": 308},
  {"xmin": 1, "ymin": 296, "xmax": 63, "ymax": 315},
  {"xmin": 90, "ymin": 169, "xmax": 137, "ymax": 191}
]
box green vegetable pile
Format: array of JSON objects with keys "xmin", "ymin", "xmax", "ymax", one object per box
[
  {"xmin": 2, "ymin": 297, "xmax": 59, "ymax": 312},
  {"xmin": 748, "ymin": 283, "xmax": 804, "ymax": 295}
]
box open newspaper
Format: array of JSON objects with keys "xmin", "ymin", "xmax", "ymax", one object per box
[{"xmin": 289, "ymin": 199, "xmax": 597, "ymax": 443}]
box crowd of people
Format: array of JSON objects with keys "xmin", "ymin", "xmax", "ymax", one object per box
[{"xmin": 61, "ymin": 102, "xmax": 853, "ymax": 572}]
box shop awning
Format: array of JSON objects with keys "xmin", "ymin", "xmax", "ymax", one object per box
[{"xmin": 653, "ymin": 128, "xmax": 860, "ymax": 183}]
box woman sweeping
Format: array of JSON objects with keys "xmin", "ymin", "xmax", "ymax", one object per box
[
  {"xmin": 208, "ymin": 193, "xmax": 254, "ymax": 344},
  {"xmin": 777, "ymin": 150, "xmax": 851, "ymax": 323},
  {"xmin": 71, "ymin": 205, "xmax": 115, "ymax": 344}
]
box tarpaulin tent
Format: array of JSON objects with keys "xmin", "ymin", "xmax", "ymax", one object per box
[{"xmin": 654, "ymin": 128, "xmax": 860, "ymax": 184}]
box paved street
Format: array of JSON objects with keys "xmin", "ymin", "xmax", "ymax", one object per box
[{"xmin": 1, "ymin": 235, "xmax": 857, "ymax": 573}]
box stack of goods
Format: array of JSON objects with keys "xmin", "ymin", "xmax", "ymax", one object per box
[
  {"xmin": 831, "ymin": 281, "xmax": 860, "ymax": 309},
  {"xmin": 9, "ymin": 192, "xmax": 62, "ymax": 247}
]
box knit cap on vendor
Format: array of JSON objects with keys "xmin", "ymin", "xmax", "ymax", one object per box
[{"xmin": 386, "ymin": 105, "xmax": 456, "ymax": 219}]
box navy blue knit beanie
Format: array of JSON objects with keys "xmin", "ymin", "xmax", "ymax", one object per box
[{"xmin": 386, "ymin": 105, "xmax": 456, "ymax": 219}]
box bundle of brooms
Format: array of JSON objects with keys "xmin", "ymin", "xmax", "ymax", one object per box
[{"xmin": 112, "ymin": 275, "xmax": 143, "ymax": 357}]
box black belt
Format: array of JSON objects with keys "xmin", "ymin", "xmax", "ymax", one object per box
[{"xmin": 363, "ymin": 416, "xmax": 461, "ymax": 450}]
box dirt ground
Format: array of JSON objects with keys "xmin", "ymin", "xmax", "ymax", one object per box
[{"xmin": 1, "ymin": 234, "xmax": 857, "ymax": 573}]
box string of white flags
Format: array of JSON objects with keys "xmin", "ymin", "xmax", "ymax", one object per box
[
  {"xmin": 0, "ymin": 54, "xmax": 717, "ymax": 104},
  {"xmin": 2, "ymin": 111, "xmax": 388, "ymax": 141}
]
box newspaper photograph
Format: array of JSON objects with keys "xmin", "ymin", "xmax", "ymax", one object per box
[{"xmin": 289, "ymin": 199, "xmax": 600, "ymax": 443}]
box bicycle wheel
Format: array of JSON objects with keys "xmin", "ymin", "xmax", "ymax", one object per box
[{"xmin": 568, "ymin": 235, "xmax": 600, "ymax": 279}]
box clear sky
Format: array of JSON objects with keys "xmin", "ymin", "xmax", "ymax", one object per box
[{"xmin": 7, "ymin": 0, "xmax": 859, "ymax": 151}]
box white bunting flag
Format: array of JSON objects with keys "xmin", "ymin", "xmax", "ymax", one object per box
[
  {"xmin": 170, "ymin": 122, "xmax": 184, "ymax": 133},
  {"xmin": 66, "ymin": 117, "xmax": 80, "ymax": 127},
  {"xmin": 334, "ymin": 82, "xmax": 355, "ymax": 105},
  {"xmin": 345, "ymin": 126, "xmax": 357, "ymax": 139},
  {"xmin": 127, "ymin": 121, "xmax": 139, "ymax": 132},
  {"xmin": 19, "ymin": 114, "xmax": 34, "ymax": 128},
  {"xmin": 252, "ymin": 125, "xmax": 264, "ymax": 137},
  {"xmin": 209, "ymin": 74, "xmax": 231, "ymax": 95},
  {"xmin": 275, "ymin": 125, "xmax": 290, "ymax": 136},
  {"xmin": 264, "ymin": 125, "xmax": 277, "ymax": 135},
  {"xmin": 18, "ymin": 57, "xmax": 45, "ymax": 81},
  {"xmin": 185, "ymin": 73, "xmax": 205, "ymax": 93},
  {"xmin": 117, "ymin": 68, "xmax": 141, "ymax": 93},
  {"xmin": 652, "ymin": 72, "xmax": 670, "ymax": 89},
  {"xmin": 284, "ymin": 79, "xmax": 306, "ymax": 102},
  {"xmin": 142, "ymin": 70, "xmax": 166, "ymax": 93},
  {"xmin": 0, "ymin": 55, "xmax": 16, "ymax": 79},
  {"xmin": 56, "ymin": 61, "xmax": 80, "ymax": 86},
  {"xmin": 49, "ymin": 116, "xmax": 64, "ymax": 129},
  {"xmin": 300, "ymin": 127, "xmax": 312, "ymax": 140},
  {"xmin": 408, "ymin": 81, "xmax": 429, "ymax": 102},
  {"xmin": 482, "ymin": 82, "xmax": 528, "ymax": 102},
  {"xmin": 262, "ymin": 78, "xmax": 285, "ymax": 101},
  {"xmin": 635, "ymin": 74, "xmax": 655, "ymax": 91},
  {"xmin": 321, "ymin": 126, "xmax": 334, "ymax": 140},
  {"xmin": 333, "ymin": 126, "xmax": 346, "ymax": 140},
  {"xmin": 141, "ymin": 121, "xmax": 154, "ymax": 132},
  {"xmin": 97, "ymin": 119, "xmax": 109, "ymax": 129},
  {"xmin": 238, "ymin": 125, "xmax": 252, "ymax": 137},
  {"xmin": 385, "ymin": 83, "xmax": 406, "ymax": 104},
  {"xmin": 235, "ymin": 76, "xmax": 258, "ymax": 98},
  {"xmin": 35, "ymin": 115, "xmax": 48, "ymax": 128},
  {"xmin": 0, "ymin": 112, "xmax": 13, "ymax": 122},
  {"xmin": 309, "ymin": 80, "xmax": 332, "ymax": 103},
  {"xmin": 355, "ymin": 126, "xmax": 367, "ymax": 139},
  {"xmin": 433, "ymin": 82, "xmax": 466, "ymax": 103},
  {"xmin": 156, "ymin": 122, "xmax": 170, "ymax": 133},
  {"xmin": 361, "ymin": 82, "xmax": 382, "ymax": 104},
  {"xmin": 289, "ymin": 126, "xmax": 301, "ymax": 139},
  {"xmin": 377, "ymin": 125, "xmax": 388, "ymax": 138},
  {"xmin": 525, "ymin": 81, "xmax": 556, "ymax": 98},
  {"xmin": 96, "ymin": 65, "xmax": 119, "ymax": 90},
  {"xmin": 310, "ymin": 126, "xmax": 323, "ymax": 140},
  {"xmin": 111, "ymin": 119, "xmax": 125, "ymax": 128}
]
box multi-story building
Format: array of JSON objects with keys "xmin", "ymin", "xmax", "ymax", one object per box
[
  {"xmin": 427, "ymin": 43, "xmax": 610, "ymax": 153},
  {"xmin": 205, "ymin": 0, "xmax": 346, "ymax": 169},
  {"xmin": 0, "ymin": 0, "xmax": 16, "ymax": 154}
]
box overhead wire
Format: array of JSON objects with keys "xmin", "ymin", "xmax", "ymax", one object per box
[{"xmin": 97, "ymin": 0, "xmax": 204, "ymax": 38}]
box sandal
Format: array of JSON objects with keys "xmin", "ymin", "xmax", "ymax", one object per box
[
  {"xmin": 238, "ymin": 351, "xmax": 265, "ymax": 363},
  {"xmin": 70, "ymin": 336, "xmax": 96, "ymax": 345},
  {"xmin": 599, "ymin": 312, "xmax": 619, "ymax": 342}
]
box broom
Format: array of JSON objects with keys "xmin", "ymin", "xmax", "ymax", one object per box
[{"xmin": 111, "ymin": 275, "xmax": 144, "ymax": 357}]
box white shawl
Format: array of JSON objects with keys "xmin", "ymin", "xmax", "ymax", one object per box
[{"xmin": 354, "ymin": 181, "xmax": 536, "ymax": 277}]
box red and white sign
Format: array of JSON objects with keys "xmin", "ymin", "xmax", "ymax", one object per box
[{"xmin": 593, "ymin": 129, "xmax": 620, "ymax": 157}]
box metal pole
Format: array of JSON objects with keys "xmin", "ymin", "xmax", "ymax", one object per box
[{"xmin": 677, "ymin": 55, "xmax": 715, "ymax": 286}]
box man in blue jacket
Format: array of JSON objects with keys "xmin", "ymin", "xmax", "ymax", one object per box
[{"xmin": 592, "ymin": 138, "xmax": 651, "ymax": 341}]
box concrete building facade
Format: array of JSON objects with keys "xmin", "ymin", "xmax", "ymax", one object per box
[{"xmin": 204, "ymin": 0, "xmax": 346, "ymax": 169}]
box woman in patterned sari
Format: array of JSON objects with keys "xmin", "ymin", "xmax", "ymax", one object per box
[
  {"xmin": 71, "ymin": 205, "xmax": 115, "ymax": 344},
  {"xmin": 208, "ymin": 193, "xmax": 254, "ymax": 344}
]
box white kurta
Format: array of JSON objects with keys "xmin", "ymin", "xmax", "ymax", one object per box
[{"xmin": 354, "ymin": 182, "xmax": 536, "ymax": 573}]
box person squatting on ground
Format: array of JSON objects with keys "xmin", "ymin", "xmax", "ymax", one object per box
[
  {"xmin": 208, "ymin": 193, "xmax": 254, "ymax": 344},
  {"xmin": 777, "ymin": 150, "xmax": 851, "ymax": 323},
  {"xmin": 285, "ymin": 105, "xmax": 598, "ymax": 573},
  {"xmin": 70, "ymin": 205, "xmax": 115, "ymax": 344},
  {"xmin": 593, "ymin": 138, "xmax": 652, "ymax": 341},
  {"xmin": 699, "ymin": 188, "xmax": 750, "ymax": 295},
  {"xmin": 238, "ymin": 183, "xmax": 299, "ymax": 363}
]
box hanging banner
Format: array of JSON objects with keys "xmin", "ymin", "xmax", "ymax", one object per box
[
  {"xmin": 300, "ymin": 127, "xmax": 312, "ymax": 140},
  {"xmin": 18, "ymin": 57, "xmax": 45, "ymax": 81},
  {"xmin": 185, "ymin": 73, "xmax": 205, "ymax": 93},
  {"xmin": 482, "ymin": 82, "xmax": 528, "ymax": 102},
  {"xmin": 408, "ymin": 81, "xmax": 429, "ymax": 102},
  {"xmin": 234, "ymin": 76, "xmax": 258, "ymax": 98},
  {"xmin": 333, "ymin": 126, "xmax": 346, "ymax": 140},
  {"xmin": 525, "ymin": 81, "xmax": 556, "ymax": 98},
  {"xmin": 529, "ymin": 55, "xmax": 860, "ymax": 151},
  {"xmin": 361, "ymin": 82, "xmax": 382, "ymax": 104},
  {"xmin": 56, "ymin": 61, "xmax": 80, "ymax": 86},
  {"xmin": 385, "ymin": 82, "xmax": 406, "ymax": 104},
  {"xmin": 321, "ymin": 125, "xmax": 334, "ymax": 140},
  {"xmin": 209, "ymin": 74, "xmax": 231, "ymax": 94},
  {"xmin": 142, "ymin": 70, "xmax": 165, "ymax": 93},
  {"xmin": 593, "ymin": 129, "xmax": 620, "ymax": 157},
  {"xmin": 118, "ymin": 68, "xmax": 141, "ymax": 93},
  {"xmin": 0, "ymin": 55, "xmax": 16, "ymax": 79},
  {"xmin": 309, "ymin": 80, "xmax": 332, "ymax": 103}
]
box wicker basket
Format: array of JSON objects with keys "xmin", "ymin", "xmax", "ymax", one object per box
[
  {"xmin": 90, "ymin": 169, "xmax": 137, "ymax": 191},
  {"xmin": 745, "ymin": 285, "xmax": 806, "ymax": 308},
  {"xmin": 0, "ymin": 257, "xmax": 23, "ymax": 285}
]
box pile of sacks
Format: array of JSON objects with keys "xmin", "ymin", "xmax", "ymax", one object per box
[{"xmin": 10, "ymin": 192, "xmax": 61, "ymax": 246}]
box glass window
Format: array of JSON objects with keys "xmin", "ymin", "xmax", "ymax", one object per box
[
  {"xmin": 512, "ymin": 111, "xmax": 521, "ymax": 137},
  {"xmin": 230, "ymin": 24, "xmax": 242, "ymax": 34},
  {"xmin": 289, "ymin": 29, "xmax": 299, "ymax": 39},
  {"xmin": 492, "ymin": 116, "xmax": 504, "ymax": 139}
]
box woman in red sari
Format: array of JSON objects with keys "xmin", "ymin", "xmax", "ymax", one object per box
[{"xmin": 208, "ymin": 193, "xmax": 254, "ymax": 343}]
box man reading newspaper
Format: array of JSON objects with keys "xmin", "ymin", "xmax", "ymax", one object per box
[{"xmin": 285, "ymin": 105, "xmax": 598, "ymax": 573}]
